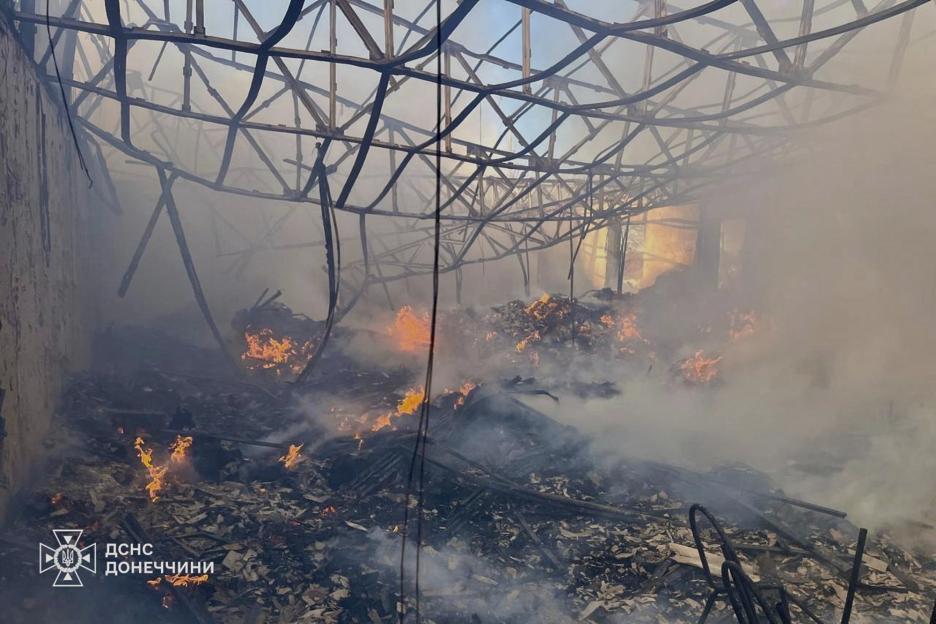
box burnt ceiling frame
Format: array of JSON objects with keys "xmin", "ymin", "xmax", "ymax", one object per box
[{"xmin": 9, "ymin": 0, "xmax": 931, "ymax": 364}]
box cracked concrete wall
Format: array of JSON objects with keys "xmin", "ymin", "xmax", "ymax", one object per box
[{"xmin": 0, "ymin": 17, "xmax": 97, "ymax": 520}]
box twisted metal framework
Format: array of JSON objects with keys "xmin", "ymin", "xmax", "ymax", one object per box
[{"xmin": 10, "ymin": 0, "xmax": 930, "ymax": 341}]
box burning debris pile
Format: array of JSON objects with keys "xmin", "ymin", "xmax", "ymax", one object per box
[
  {"xmin": 485, "ymin": 293, "xmax": 650, "ymax": 360},
  {"xmin": 229, "ymin": 276, "xmax": 751, "ymax": 396},
  {"xmin": 387, "ymin": 306, "xmax": 432, "ymax": 354},
  {"xmin": 675, "ymin": 351, "xmax": 723, "ymax": 385},
  {"xmin": 474, "ymin": 289, "xmax": 740, "ymax": 389},
  {"xmin": 3, "ymin": 278, "xmax": 934, "ymax": 624},
  {"xmin": 2, "ymin": 321, "xmax": 935, "ymax": 624},
  {"xmin": 233, "ymin": 290, "xmax": 321, "ymax": 378}
]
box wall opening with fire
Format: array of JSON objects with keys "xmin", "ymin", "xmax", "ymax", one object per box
[{"xmin": 575, "ymin": 205, "xmax": 705, "ymax": 293}]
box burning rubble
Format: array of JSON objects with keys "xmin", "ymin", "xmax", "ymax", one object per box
[
  {"xmin": 132, "ymin": 434, "xmax": 198, "ymax": 502},
  {"xmin": 233, "ymin": 292, "xmax": 323, "ymax": 379},
  {"xmin": 729, "ymin": 309, "xmax": 759, "ymax": 341},
  {"xmin": 169, "ymin": 434, "xmax": 193, "ymax": 463},
  {"xmin": 370, "ymin": 386, "xmax": 425, "ymax": 432},
  {"xmin": 8, "ymin": 351, "xmax": 936, "ymax": 624},
  {"xmin": 279, "ymin": 443, "xmax": 305, "ymax": 470},
  {"xmin": 486, "ymin": 292, "xmax": 652, "ymax": 363},
  {"xmin": 4, "ymin": 285, "xmax": 935, "ymax": 624},
  {"xmin": 133, "ymin": 436, "xmax": 170, "ymax": 502},
  {"xmin": 242, "ymin": 327, "xmax": 316, "ymax": 375},
  {"xmin": 677, "ymin": 350, "xmax": 723, "ymax": 385},
  {"xmin": 387, "ymin": 306, "xmax": 432, "ymax": 353},
  {"xmin": 148, "ymin": 573, "xmax": 210, "ymax": 588}
]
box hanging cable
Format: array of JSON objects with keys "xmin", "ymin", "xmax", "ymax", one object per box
[
  {"xmin": 295, "ymin": 146, "xmax": 341, "ymax": 384},
  {"xmin": 399, "ymin": 0, "xmax": 443, "ymax": 620},
  {"xmin": 45, "ymin": 0, "xmax": 92, "ymax": 187}
]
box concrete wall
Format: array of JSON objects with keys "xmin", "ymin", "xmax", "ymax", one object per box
[{"xmin": 0, "ymin": 16, "xmax": 96, "ymax": 520}]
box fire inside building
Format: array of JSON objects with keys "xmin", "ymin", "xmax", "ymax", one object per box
[{"xmin": 2, "ymin": 0, "xmax": 936, "ymax": 622}]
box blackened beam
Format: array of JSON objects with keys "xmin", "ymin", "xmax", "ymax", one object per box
[
  {"xmin": 130, "ymin": 0, "xmax": 328, "ymax": 195},
  {"xmin": 421, "ymin": 447, "xmax": 666, "ymax": 523},
  {"xmin": 166, "ymin": 0, "xmax": 833, "ymax": 97},
  {"xmin": 27, "ymin": 3, "xmax": 916, "ymax": 224},
  {"xmin": 118, "ymin": 189, "xmax": 166, "ymax": 297},
  {"xmin": 161, "ymin": 429, "xmax": 291, "ymax": 450},
  {"xmin": 157, "ymin": 168, "xmax": 240, "ymax": 374},
  {"xmin": 336, "ymin": 0, "xmax": 384, "ymax": 60},
  {"xmin": 443, "ymin": 132, "xmax": 735, "ymax": 271},
  {"xmin": 57, "ymin": 25, "xmax": 736, "ymax": 186},
  {"xmin": 80, "ymin": 117, "xmax": 677, "ymax": 231},
  {"xmin": 17, "ymin": 8, "xmax": 886, "ymax": 116},
  {"xmin": 841, "ymin": 527, "xmax": 868, "ymax": 624},
  {"xmin": 555, "ymin": 0, "xmax": 629, "ymax": 97},
  {"xmin": 795, "ymin": 0, "xmax": 816, "ymax": 68},
  {"xmin": 346, "ymin": 0, "xmax": 614, "ymax": 94},
  {"xmin": 230, "ymin": 0, "xmax": 330, "ymax": 130},
  {"xmin": 215, "ymin": 0, "xmax": 306, "ymax": 184},
  {"xmin": 37, "ymin": 0, "xmax": 82, "ymax": 68},
  {"xmin": 722, "ymin": 0, "xmax": 928, "ymax": 61},
  {"xmin": 739, "ymin": 0, "xmax": 794, "ymax": 71},
  {"xmin": 103, "ymin": 0, "xmax": 130, "ymax": 143}
]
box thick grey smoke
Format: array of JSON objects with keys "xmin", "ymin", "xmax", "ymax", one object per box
[
  {"xmin": 539, "ymin": 50, "xmax": 936, "ymax": 531},
  {"xmin": 92, "ymin": 1, "xmax": 936, "ymax": 534}
]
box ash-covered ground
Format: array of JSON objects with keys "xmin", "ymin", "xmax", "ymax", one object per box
[{"xmin": 2, "ymin": 278, "xmax": 936, "ymax": 624}]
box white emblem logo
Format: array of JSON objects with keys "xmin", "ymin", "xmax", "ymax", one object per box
[{"xmin": 39, "ymin": 529, "xmax": 97, "ymax": 587}]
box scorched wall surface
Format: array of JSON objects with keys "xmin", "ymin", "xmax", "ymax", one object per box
[{"xmin": 0, "ymin": 16, "xmax": 96, "ymax": 521}]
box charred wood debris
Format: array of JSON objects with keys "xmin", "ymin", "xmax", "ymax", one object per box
[{"xmin": 2, "ymin": 284, "xmax": 936, "ymax": 624}]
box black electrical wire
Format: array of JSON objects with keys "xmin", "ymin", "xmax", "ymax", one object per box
[
  {"xmin": 399, "ymin": 0, "xmax": 443, "ymax": 620},
  {"xmin": 568, "ymin": 172, "xmax": 594, "ymax": 275},
  {"xmin": 569, "ymin": 200, "xmax": 576, "ymax": 345},
  {"xmin": 45, "ymin": 0, "xmax": 92, "ymax": 187},
  {"xmin": 295, "ymin": 150, "xmax": 341, "ymax": 384}
]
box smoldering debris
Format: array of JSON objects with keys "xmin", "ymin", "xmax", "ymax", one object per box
[{"xmin": 3, "ymin": 293, "xmax": 936, "ymax": 624}]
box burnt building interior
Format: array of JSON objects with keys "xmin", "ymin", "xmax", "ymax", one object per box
[{"xmin": 2, "ymin": 0, "xmax": 936, "ymax": 622}]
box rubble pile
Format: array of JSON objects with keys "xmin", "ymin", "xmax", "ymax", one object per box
[
  {"xmin": 1, "ymin": 325, "xmax": 935, "ymax": 623},
  {"xmin": 483, "ymin": 292, "xmax": 650, "ymax": 362},
  {"xmin": 232, "ymin": 291, "xmax": 325, "ymax": 379}
]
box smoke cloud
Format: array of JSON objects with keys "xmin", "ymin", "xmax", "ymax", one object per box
[{"xmin": 539, "ymin": 51, "xmax": 936, "ymax": 532}]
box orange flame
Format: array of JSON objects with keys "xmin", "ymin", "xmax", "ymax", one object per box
[
  {"xmin": 616, "ymin": 311, "xmax": 643, "ymax": 342},
  {"xmin": 388, "ymin": 306, "xmax": 431, "ymax": 353},
  {"xmin": 453, "ymin": 381, "xmax": 477, "ymax": 408},
  {"xmin": 525, "ymin": 293, "xmax": 562, "ymax": 320},
  {"xmin": 165, "ymin": 574, "xmax": 209, "ymax": 587},
  {"xmin": 515, "ymin": 330, "xmax": 541, "ymax": 352},
  {"xmin": 242, "ymin": 328, "xmax": 314, "ymax": 374},
  {"xmin": 169, "ymin": 435, "xmax": 193, "ymax": 463},
  {"xmin": 679, "ymin": 351, "xmax": 722, "ymax": 384},
  {"xmin": 242, "ymin": 328, "xmax": 293, "ymax": 367},
  {"xmin": 279, "ymin": 443, "xmax": 304, "ymax": 470},
  {"xmin": 369, "ymin": 413, "xmax": 394, "ymax": 433},
  {"xmin": 397, "ymin": 387, "xmax": 425, "ymax": 415},
  {"xmin": 729, "ymin": 310, "xmax": 758, "ymax": 341},
  {"xmin": 600, "ymin": 311, "xmax": 644, "ymax": 343},
  {"xmin": 371, "ymin": 387, "xmax": 425, "ymax": 432},
  {"xmin": 134, "ymin": 437, "xmax": 168, "ymax": 502}
]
